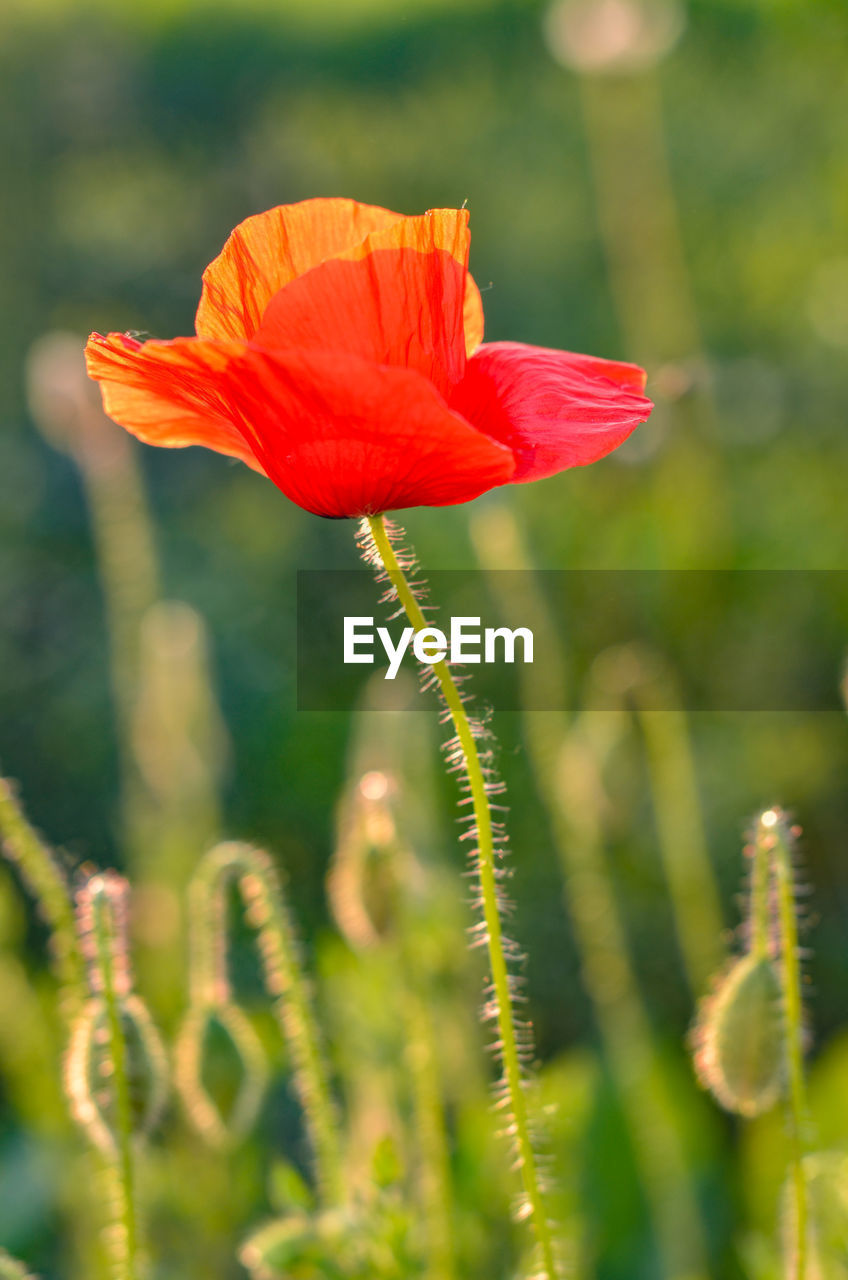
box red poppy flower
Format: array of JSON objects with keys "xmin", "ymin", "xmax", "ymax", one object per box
[{"xmin": 85, "ymin": 198, "xmax": 652, "ymax": 518}]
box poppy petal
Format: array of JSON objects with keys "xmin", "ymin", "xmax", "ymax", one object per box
[
  {"xmin": 338, "ymin": 209, "xmax": 484, "ymax": 358},
  {"xmin": 332, "ymin": 210, "xmax": 481, "ymax": 354},
  {"xmin": 450, "ymin": 341, "xmax": 652, "ymax": 481},
  {"xmin": 254, "ymin": 211, "xmax": 471, "ymax": 395},
  {"xmin": 196, "ymin": 198, "xmax": 484, "ymax": 356},
  {"xmin": 335, "ymin": 204, "xmax": 483, "ymax": 357},
  {"xmin": 84, "ymin": 332, "xmax": 266, "ymax": 473},
  {"xmin": 463, "ymin": 273, "xmax": 485, "ymax": 355},
  {"xmin": 195, "ymin": 198, "xmax": 403, "ymax": 343},
  {"xmin": 219, "ymin": 345, "xmax": 515, "ymax": 518}
]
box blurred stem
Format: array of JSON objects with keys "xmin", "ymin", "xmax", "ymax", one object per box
[
  {"xmin": 578, "ymin": 72, "xmax": 699, "ymax": 367},
  {"xmin": 470, "ymin": 505, "xmax": 709, "ymax": 1280},
  {"xmin": 89, "ymin": 892, "xmax": 138, "ymax": 1280},
  {"xmin": 578, "ymin": 70, "xmax": 730, "ymax": 565},
  {"xmin": 0, "ymin": 776, "xmax": 84, "ymax": 1020},
  {"xmin": 129, "ymin": 601, "xmax": 227, "ymax": 1026},
  {"xmin": 635, "ymin": 696, "xmax": 724, "ymax": 993},
  {"xmin": 252, "ymin": 873, "xmax": 343, "ymax": 1206},
  {"xmin": 207, "ymin": 844, "xmax": 344, "ymax": 1206},
  {"xmin": 762, "ymin": 815, "xmax": 807, "ymax": 1280},
  {"xmin": 67, "ymin": 425, "xmax": 161, "ymax": 878},
  {"xmin": 397, "ymin": 866, "xmax": 456, "ymax": 1280},
  {"xmin": 333, "ymin": 716, "xmax": 458, "ymax": 1274},
  {"xmin": 389, "ymin": 829, "xmax": 455, "ymax": 1279},
  {"xmin": 76, "ymin": 429, "xmax": 160, "ymax": 784},
  {"xmin": 403, "ymin": 984, "xmax": 455, "ymax": 1280},
  {"xmin": 365, "ymin": 514, "xmax": 559, "ymax": 1280},
  {"xmin": 557, "ymin": 714, "xmax": 710, "ymax": 1280}
]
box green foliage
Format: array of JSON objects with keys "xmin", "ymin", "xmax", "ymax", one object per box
[{"xmin": 241, "ymin": 1139, "xmax": 423, "ymax": 1280}]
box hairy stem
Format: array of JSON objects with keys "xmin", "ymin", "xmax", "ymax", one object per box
[
  {"xmin": 364, "ymin": 514, "xmax": 558, "ymax": 1279},
  {"xmin": 201, "ymin": 843, "xmax": 344, "ymax": 1205},
  {"xmin": 0, "ymin": 776, "xmax": 84, "ymax": 1019},
  {"xmin": 88, "ymin": 884, "xmax": 138, "ymax": 1280},
  {"xmin": 749, "ymin": 828, "xmax": 771, "ymax": 964},
  {"xmin": 761, "ymin": 812, "xmax": 807, "ymax": 1280}
]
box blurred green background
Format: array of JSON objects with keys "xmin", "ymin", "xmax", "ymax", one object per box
[{"xmin": 1, "ymin": 0, "xmax": 848, "ymax": 1277}]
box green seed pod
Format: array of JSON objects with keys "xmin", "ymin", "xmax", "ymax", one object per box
[
  {"xmin": 64, "ymin": 993, "xmax": 169, "ymax": 1156},
  {"xmin": 175, "ymin": 1002, "xmax": 269, "ymax": 1149},
  {"xmin": 328, "ymin": 769, "xmax": 406, "ymax": 951},
  {"xmin": 783, "ymin": 1151, "xmax": 848, "ymax": 1280},
  {"xmin": 692, "ymin": 953, "xmax": 783, "ymax": 1117}
]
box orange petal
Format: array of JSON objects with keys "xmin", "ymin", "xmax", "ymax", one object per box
[
  {"xmin": 336, "ymin": 206, "xmax": 484, "ymax": 356},
  {"xmin": 463, "ymin": 273, "xmax": 485, "ymax": 355},
  {"xmin": 333, "ymin": 206, "xmax": 468, "ymax": 265},
  {"xmin": 254, "ymin": 214, "xmax": 471, "ymax": 395},
  {"xmin": 331, "ymin": 206, "xmax": 483, "ymax": 356},
  {"xmin": 195, "ymin": 199, "xmax": 486, "ymax": 355},
  {"xmin": 195, "ymin": 198, "xmax": 403, "ymax": 342},
  {"xmin": 84, "ymin": 332, "xmax": 266, "ymax": 472}
]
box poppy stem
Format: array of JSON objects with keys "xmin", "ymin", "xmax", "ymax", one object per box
[
  {"xmin": 757, "ymin": 811, "xmax": 808, "ymax": 1280},
  {"xmin": 0, "ymin": 776, "xmax": 86, "ymax": 1024},
  {"xmin": 187, "ymin": 842, "xmax": 344, "ymax": 1204},
  {"xmin": 83, "ymin": 876, "xmax": 140, "ymax": 1280},
  {"xmin": 364, "ymin": 514, "xmax": 560, "ymax": 1280}
]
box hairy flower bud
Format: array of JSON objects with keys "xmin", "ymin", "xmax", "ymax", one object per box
[
  {"xmin": 692, "ymin": 954, "xmax": 783, "ymax": 1118},
  {"xmin": 64, "ymin": 994, "xmax": 168, "ymax": 1157}
]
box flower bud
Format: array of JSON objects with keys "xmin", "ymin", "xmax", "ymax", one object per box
[
  {"xmin": 64, "ymin": 994, "xmax": 168, "ymax": 1157},
  {"xmin": 175, "ymin": 1001, "xmax": 269, "ymax": 1149},
  {"xmin": 692, "ymin": 954, "xmax": 783, "ymax": 1117}
]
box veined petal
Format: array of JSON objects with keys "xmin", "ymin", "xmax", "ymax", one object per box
[
  {"xmin": 196, "ymin": 198, "xmax": 402, "ymax": 342},
  {"xmin": 451, "ymin": 341, "xmax": 652, "ymax": 481},
  {"xmin": 254, "ymin": 227, "xmax": 469, "ymax": 395},
  {"xmin": 333, "ymin": 208, "xmax": 483, "ymax": 356},
  {"xmin": 195, "ymin": 198, "xmax": 484, "ymax": 356},
  {"xmin": 220, "ymin": 346, "xmax": 515, "ymax": 518},
  {"xmin": 87, "ymin": 202, "xmax": 654, "ymax": 520},
  {"xmin": 335, "ymin": 207, "xmax": 468, "ymax": 265},
  {"xmin": 84, "ymin": 332, "xmax": 266, "ymax": 473}
]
